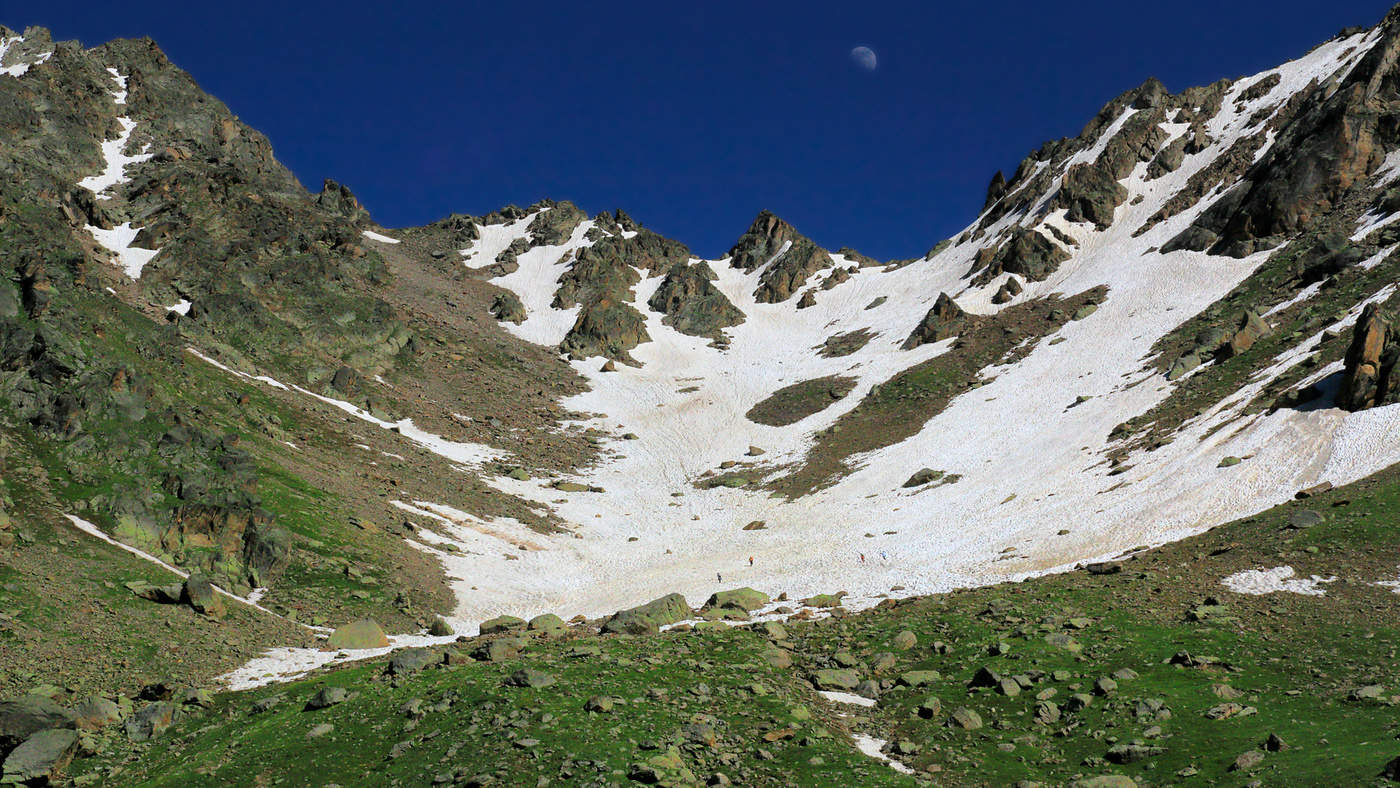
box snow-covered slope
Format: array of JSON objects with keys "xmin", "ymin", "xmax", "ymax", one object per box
[{"xmin": 358, "ymin": 27, "xmax": 1400, "ymax": 634}]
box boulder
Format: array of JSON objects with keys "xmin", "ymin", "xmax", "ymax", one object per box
[
  {"xmin": 948, "ymin": 707, "xmax": 983, "ymax": 730},
  {"xmin": 601, "ymin": 593, "xmax": 691, "ymax": 635},
  {"xmin": 1338, "ymin": 304, "xmax": 1400, "ymax": 411},
  {"xmin": 0, "ymin": 728, "xmax": 78, "ymax": 784},
  {"xmin": 902, "ymin": 468, "xmax": 945, "ymax": 488},
  {"xmin": 125, "ymin": 701, "xmax": 176, "ymax": 742},
  {"xmin": 0, "ymin": 696, "xmax": 76, "ymax": 755},
  {"xmin": 810, "ymin": 669, "xmax": 861, "ymax": 692},
  {"xmin": 1220, "ymin": 310, "xmax": 1271, "ymax": 358},
  {"xmin": 505, "ymin": 669, "xmax": 556, "ymax": 689},
  {"xmin": 325, "ymin": 619, "xmax": 389, "ymax": 650},
  {"xmin": 304, "ymin": 687, "xmax": 348, "ymax": 711},
  {"xmin": 386, "ymin": 648, "xmax": 435, "ymax": 676},
  {"xmin": 71, "ymin": 697, "xmax": 121, "ymax": 731},
  {"xmin": 427, "ymin": 617, "xmax": 454, "ymax": 637},
  {"xmin": 701, "ymin": 588, "xmax": 770, "ymax": 614},
  {"xmin": 527, "ymin": 613, "xmax": 567, "ymax": 634},
  {"xmin": 479, "ymin": 615, "xmax": 527, "ymax": 635},
  {"xmin": 180, "ymin": 574, "xmax": 225, "ymax": 619}
]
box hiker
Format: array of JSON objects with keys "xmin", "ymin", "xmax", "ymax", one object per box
[
  {"xmin": 748, "ymin": 556, "xmax": 754, "ymax": 567},
  {"xmin": 859, "ymin": 553, "xmax": 865, "ymax": 564},
  {"xmin": 717, "ymin": 572, "xmax": 722, "ymax": 583},
  {"xmin": 880, "ymin": 550, "xmax": 888, "ymax": 562}
]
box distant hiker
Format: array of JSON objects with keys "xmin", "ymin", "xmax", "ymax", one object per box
[
  {"xmin": 748, "ymin": 556, "xmax": 754, "ymax": 566},
  {"xmin": 880, "ymin": 550, "xmax": 888, "ymax": 562},
  {"xmin": 717, "ymin": 572, "xmax": 722, "ymax": 583},
  {"xmin": 859, "ymin": 553, "xmax": 865, "ymax": 564}
]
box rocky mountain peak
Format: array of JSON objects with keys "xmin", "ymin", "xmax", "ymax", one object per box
[{"xmin": 726, "ymin": 210, "xmax": 833, "ymax": 302}]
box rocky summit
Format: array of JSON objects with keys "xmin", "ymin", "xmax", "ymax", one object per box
[{"xmin": 4, "ymin": 7, "xmax": 1400, "ymax": 786}]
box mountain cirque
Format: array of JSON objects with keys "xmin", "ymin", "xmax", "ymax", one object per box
[{"xmin": 5, "ymin": 7, "xmax": 1400, "ymax": 785}]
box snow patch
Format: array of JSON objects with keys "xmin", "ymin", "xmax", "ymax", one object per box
[
  {"xmin": 1221, "ymin": 566, "xmax": 1335, "ymax": 596},
  {"xmin": 362, "ymin": 230, "xmax": 401, "ymax": 244},
  {"xmin": 818, "ymin": 690, "xmax": 877, "ymax": 708},
  {"xmin": 86, "ymin": 222, "xmax": 160, "ymax": 279},
  {"xmin": 0, "ymin": 33, "xmax": 52, "ymax": 78},
  {"xmin": 851, "ymin": 734, "xmax": 914, "ymax": 775}
]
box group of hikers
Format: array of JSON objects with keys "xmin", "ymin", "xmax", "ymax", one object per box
[{"xmin": 715, "ymin": 550, "xmax": 889, "ymax": 583}]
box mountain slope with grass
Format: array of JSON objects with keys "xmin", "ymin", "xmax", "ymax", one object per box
[{"xmin": 3, "ymin": 6, "xmax": 1400, "ymax": 786}]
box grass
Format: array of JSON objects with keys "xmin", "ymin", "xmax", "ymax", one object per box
[{"xmin": 73, "ymin": 456, "xmax": 1400, "ymax": 786}]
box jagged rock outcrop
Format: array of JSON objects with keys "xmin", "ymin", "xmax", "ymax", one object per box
[
  {"xmin": 1164, "ymin": 14, "xmax": 1400, "ymax": 257},
  {"xmin": 553, "ymin": 225, "xmax": 693, "ymax": 359},
  {"xmin": 902, "ymin": 293, "xmax": 967, "ymax": 349},
  {"xmin": 970, "ymin": 227, "xmax": 1070, "ymax": 286},
  {"xmin": 560, "ymin": 297, "xmax": 650, "ymax": 361},
  {"xmin": 525, "ymin": 200, "xmax": 587, "ymax": 246},
  {"xmin": 992, "ymin": 276, "xmax": 1024, "ymax": 304},
  {"xmin": 315, "ymin": 179, "xmax": 369, "ymax": 223},
  {"xmin": 1338, "ymin": 303, "xmax": 1400, "ymax": 411},
  {"xmin": 647, "ymin": 262, "xmax": 744, "ymax": 340},
  {"xmin": 727, "ymin": 211, "xmax": 833, "ymax": 303}
]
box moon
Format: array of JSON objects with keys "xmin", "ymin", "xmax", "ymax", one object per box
[{"xmin": 850, "ymin": 46, "xmax": 877, "ymax": 72}]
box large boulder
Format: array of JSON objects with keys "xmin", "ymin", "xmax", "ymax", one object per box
[
  {"xmin": 325, "ymin": 619, "xmax": 389, "ymax": 650},
  {"xmin": 125, "ymin": 701, "xmax": 177, "ymax": 742},
  {"xmin": 71, "ymin": 697, "xmax": 122, "ymax": 731},
  {"xmin": 1338, "ymin": 304, "xmax": 1400, "ymax": 411},
  {"xmin": 0, "ymin": 728, "xmax": 78, "ymax": 785},
  {"xmin": 180, "ymin": 574, "xmax": 226, "ymax": 619},
  {"xmin": 479, "ymin": 615, "xmax": 526, "ymax": 635},
  {"xmin": 602, "ymin": 593, "xmax": 692, "ymax": 635},
  {"xmin": 0, "ymin": 696, "xmax": 75, "ymax": 756},
  {"xmin": 701, "ymin": 588, "xmax": 770, "ymax": 615}
]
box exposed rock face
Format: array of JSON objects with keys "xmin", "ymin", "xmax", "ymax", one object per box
[
  {"xmin": 1338, "ymin": 304, "xmax": 1400, "ymax": 411},
  {"xmin": 903, "ymin": 293, "xmax": 968, "ymax": 349},
  {"xmin": 1053, "ymin": 162, "xmax": 1128, "ymax": 229},
  {"xmin": 647, "ymin": 262, "xmax": 744, "ymax": 340},
  {"xmin": 560, "ymin": 297, "xmax": 650, "ymax": 361},
  {"xmin": 554, "ymin": 229, "xmax": 692, "ymax": 360},
  {"xmin": 727, "ymin": 211, "xmax": 833, "ymax": 303},
  {"xmin": 970, "ymin": 227, "xmax": 1070, "ymax": 286},
  {"xmin": 315, "ymin": 179, "xmax": 369, "ymax": 223},
  {"xmin": 1163, "ymin": 18, "xmax": 1400, "ymax": 257},
  {"xmin": 525, "ymin": 201, "xmax": 587, "ymax": 246}
]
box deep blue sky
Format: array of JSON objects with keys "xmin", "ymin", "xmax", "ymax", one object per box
[{"xmin": 13, "ymin": 1, "xmax": 1396, "ymax": 259}]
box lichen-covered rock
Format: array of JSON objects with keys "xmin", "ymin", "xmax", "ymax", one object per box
[
  {"xmin": 1, "ymin": 728, "xmax": 78, "ymax": 785},
  {"xmin": 702, "ymin": 588, "xmax": 770, "ymax": 614},
  {"xmin": 601, "ymin": 593, "xmax": 691, "ymax": 635},
  {"xmin": 325, "ymin": 619, "xmax": 389, "ymax": 650},
  {"xmin": 559, "ymin": 298, "xmax": 649, "ymax": 361}
]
